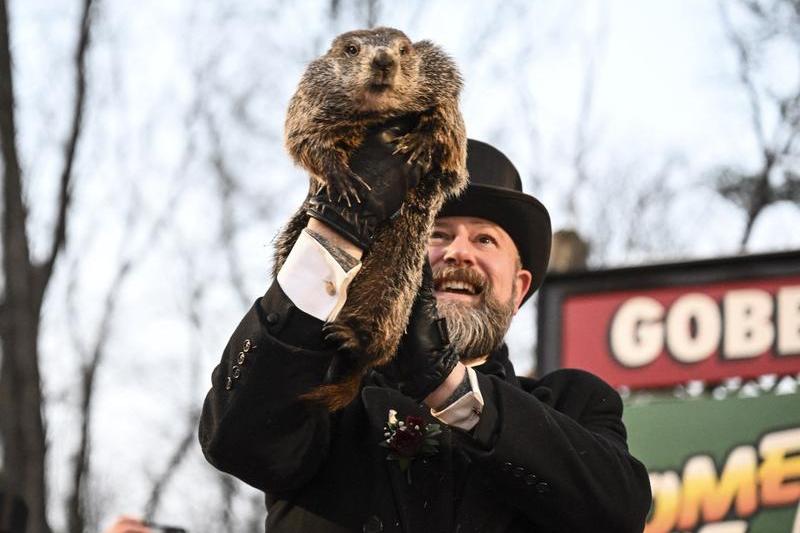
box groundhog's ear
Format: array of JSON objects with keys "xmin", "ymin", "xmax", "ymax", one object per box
[{"xmin": 328, "ymin": 35, "xmax": 347, "ymax": 53}]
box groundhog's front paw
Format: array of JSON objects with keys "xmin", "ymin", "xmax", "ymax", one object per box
[
  {"xmin": 394, "ymin": 132, "xmax": 434, "ymax": 174},
  {"xmin": 323, "ymin": 166, "xmax": 371, "ymax": 207}
]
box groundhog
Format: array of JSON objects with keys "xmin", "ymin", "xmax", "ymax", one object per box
[{"xmin": 274, "ymin": 27, "xmax": 468, "ymax": 411}]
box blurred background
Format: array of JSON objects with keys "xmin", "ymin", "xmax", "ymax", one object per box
[{"xmin": 1, "ymin": 0, "xmax": 798, "ymax": 531}]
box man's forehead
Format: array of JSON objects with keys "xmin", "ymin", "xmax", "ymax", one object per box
[{"xmin": 431, "ymin": 215, "xmax": 524, "ymax": 269}]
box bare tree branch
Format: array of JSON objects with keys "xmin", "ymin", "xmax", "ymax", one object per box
[
  {"xmin": 143, "ymin": 253, "xmax": 205, "ymax": 519},
  {"xmin": 218, "ymin": 474, "xmax": 237, "ymax": 531},
  {"xmin": 0, "ymin": 0, "xmax": 30, "ymax": 302},
  {"xmin": 142, "ymin": 408, "xmax": 201, "ymax": 520},
  {"xmin": 621, "ymin": 158, "xmax": 680, "ymax": 256},
  {"xmin": 64, "ymin": 143, "xmax": 191, "ymax": 532},
  {"xmin": 720, "ymin": 3, "xmax": 768, "ymax": 152},
  {"xmin": 67, "ymin": 241, "xmax": 134, "ymax": 533},
  {"xmin": 36, "ymin": 0, "xmax": 96, "ymax": 301},
  {"xmin": 330, "ymin": 0, "xmax": 341, "ymax": 21},
  {"xmin": 203, "ymin": 109, "xmax": 251, "ymax": 308},
  {"xmin": 364, "ymin": 0, "xmax": 379, "ymax": 27},
  {"xmin": 245, "ymin": 493, "xmax": 267, "ymax": 533},
  {"xmin": 566, "ymin": 11, "xmax": 608, "ymax": 225},
  {"xmin": 714, "ymin": 0, "xmax": 800, "ymax": 250}
]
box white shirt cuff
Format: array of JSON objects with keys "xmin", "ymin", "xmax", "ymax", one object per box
[
  {"xmin": 276, "ymin": 229, "xmax": 361, "ymax": 322},
  {"xmin": 430, "ymin": 367, "xmax": 484, "ymax": 431}
]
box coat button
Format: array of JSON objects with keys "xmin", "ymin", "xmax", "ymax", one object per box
[
  {"xmin": 231, "ymin": 365, "xmax": 241, "ymax": 379},
  {"xmin": 324, "ymin": 280, "xmax": 336, "ymax": 296},
  {"xmin": 536, "ymin": 481, "xmax": 550, "ymax": 494},
  {"xmin": 266, "ymin": 312, "xmax": 280, "ymax": 325},
  {"xmin": 237, "ymin": 352, "xmax": 246, "ymax": 365},
  {"xmin": 513, "ymin": 467, "xmax": 525, "ymax": 478},
  {"xmin": 525, "ymin": 473, "xmax": 537, "ymax": 485},
  {"xmin": 243, "ymin": 339, "xmax": 251, "ymax": 352},
  {"xmin": 363, "ymin": 515, "xmax": 383, "ymax": 532},
  {"xmin": 501, "ymin": 462, "xmax": 513, "ymax": 472},
  {"xmin": 225, "ymin": 376, "xmax": 232, "ymax": 390}
]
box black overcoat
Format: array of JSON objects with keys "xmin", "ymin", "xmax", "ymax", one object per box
[{"xmin": 199, "ymin": 282, "xmax": 652, "ymax": 532}]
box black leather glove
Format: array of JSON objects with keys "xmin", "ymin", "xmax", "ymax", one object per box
[
  {"xmin": 381, "ymin": 262, "xmax": 460, "ymax": 402},
  {"xmin": 306, "ymin": 117, "xmax": 424, "ymax": 250}
]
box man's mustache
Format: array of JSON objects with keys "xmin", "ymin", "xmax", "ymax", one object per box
[{"xmin": 432, "ymin": 265, "xmax": 488, "ymax": 295}]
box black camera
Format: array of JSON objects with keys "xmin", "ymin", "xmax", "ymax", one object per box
[{"xmin": 144, "ymin": 520, "xmax": 188, "ymax": 533}]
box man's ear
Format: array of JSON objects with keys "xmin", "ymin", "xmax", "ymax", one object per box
[{"xmin": 513, "ymin": 269, "xmax": 533, "ymax": 313}]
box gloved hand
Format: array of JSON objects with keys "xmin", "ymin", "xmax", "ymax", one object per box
[
  {"xmin": 381, "ymin": 261, "xmax": 460, "ymax": 402},
  {"xmin": 306, "ymin": 116, "xmax": 424, "ymax": 250}
]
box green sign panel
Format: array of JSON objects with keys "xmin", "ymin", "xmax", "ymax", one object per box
[{"xmin": 624, "ymin": 390, "xmax": 800, "ymax": 533}]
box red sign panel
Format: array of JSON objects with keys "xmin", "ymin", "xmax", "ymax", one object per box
[
  {"xmin": 561, "ymin": 275, "xmax": 800, "ymax": 388},
  {"xmin": 537, "ymin": 252, "xmax": 800, "ymax": 390}
]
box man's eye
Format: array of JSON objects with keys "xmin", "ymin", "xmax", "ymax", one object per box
[
  {"xmin": 429, "ymin": 231, "xmax": 449, "ymax": 241},
  {"xmin": 477, "ymin": 235, "xmax": 497, "ymax": 246}
]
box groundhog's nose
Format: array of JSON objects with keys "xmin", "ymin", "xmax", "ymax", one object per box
[{"xmin": 372, "ymin": 51, "xmax": 396, "ymax": 74}]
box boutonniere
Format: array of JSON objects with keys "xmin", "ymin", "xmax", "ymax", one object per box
[{"xmin": 379, "ymin": 409, "xmax": 442, "ymax": 482}]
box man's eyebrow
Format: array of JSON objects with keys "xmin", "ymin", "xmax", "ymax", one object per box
[{"xmin": 472, "ymin": 222, "xmax": 501, "ymax": 231}]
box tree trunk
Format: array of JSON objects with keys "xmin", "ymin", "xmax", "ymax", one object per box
[
  {"xmin": 0, "ymin": 3, "xmax": 51, "ymax": 532},
  {"xmin": 1, "ymin": 0, "xmax": 94, "ymax": 529}
]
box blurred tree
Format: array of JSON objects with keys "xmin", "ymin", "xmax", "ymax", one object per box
[
  {"xmin": 715, "ymin": 0, "xmax": 800, "ymax": 249},
  {"xmin": 0, "ymin": 1, "xmax": 96, "ymax": 532}
]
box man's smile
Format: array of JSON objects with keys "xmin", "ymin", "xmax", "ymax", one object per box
[
  {"xmin": 434, "ymin": 289, "xmax": 480, "ymax": 304},
  {"xmin": 433, "ymin": 266, "xmax": 486, "ymax": 304}
]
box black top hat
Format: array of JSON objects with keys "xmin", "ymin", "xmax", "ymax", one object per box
[{"xmin": 438, "ymin": 139, "xmax": 552, "ymax": 304}]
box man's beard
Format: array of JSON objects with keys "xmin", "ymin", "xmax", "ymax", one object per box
[{"xmin": 433, "ymin": 265, "xmax": 517, "ymax": 364}]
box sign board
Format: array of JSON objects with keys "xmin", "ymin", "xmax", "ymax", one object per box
[
  {"xmin": 624, "ymin": 390, "xmax": 800, "ymax": 533},
  {"xmin": 537, "ymin": 251, "xmax": 800, "ymax": 389}
]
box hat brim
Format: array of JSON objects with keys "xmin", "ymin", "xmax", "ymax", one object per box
[{"xmin": 438, "ymin": 184, "xmax": 552, "ymax": 304}]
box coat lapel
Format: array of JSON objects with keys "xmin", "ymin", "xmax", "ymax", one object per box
[{"xmin": 362, "ymin": 386, "xmax": 455, "ymax": 533}]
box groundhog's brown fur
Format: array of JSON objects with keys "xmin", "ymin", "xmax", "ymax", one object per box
[{"xmin": 274, "ymin": 27, "xmax": 467, "ymax": 411}]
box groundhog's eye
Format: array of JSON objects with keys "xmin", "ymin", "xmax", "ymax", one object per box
[
  {"xmin": 399, "ymin": 45, "xmax": 408, "ymax": 55},
  {"xmin": 345, "ymin": 44, "xmax": 359, "ymax": 56}
]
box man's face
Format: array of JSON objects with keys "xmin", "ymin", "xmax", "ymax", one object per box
[
  {"xmin": 427, "ymin": 216, "xmax": 533, "ymax": 361},
  {"xmin": 428, "ymin": 216, "xmax": 532, "ymax": 311}
]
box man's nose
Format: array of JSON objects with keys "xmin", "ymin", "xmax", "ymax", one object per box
[{"xmin": 442, "ymin": 233, "xmax": 474, "ymax": 265}]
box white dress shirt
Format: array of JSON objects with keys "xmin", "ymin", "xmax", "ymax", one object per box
[{"xmin": 277, "ymin": 228, "xmax": 484, "ymax": 430}]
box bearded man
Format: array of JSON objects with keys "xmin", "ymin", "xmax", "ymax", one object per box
[{"xmin": 199, "ymin": 128, "xmax": 652, "ymax": 533}]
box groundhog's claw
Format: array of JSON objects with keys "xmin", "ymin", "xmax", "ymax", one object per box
[
  {"xmin": 393, "ymin": 132, "xmax": 434, "ymax": 174},
  {"xmin": 323, "ymin": 320, "xmax": 367, "ymax": 354},
  {"xmin": 325, "ymin": 168, "xmax": 371, "ymax": 207}
]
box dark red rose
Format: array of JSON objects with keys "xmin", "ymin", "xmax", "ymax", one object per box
[
  {"xmin": 404, "ymin": 416, "xmax": 425, "ymax": 433},
  {"xmin": 389, "ymin": 427, "xmax": 423, "ymax": 457}
]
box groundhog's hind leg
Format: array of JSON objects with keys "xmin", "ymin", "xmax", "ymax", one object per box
[
  {"xmin": 322, "ymin": 320, "xmax": 370, "ymax": 355},
  {"xmin": 319, "ymin": 199, "xmax": 433, "ymax": 370}
]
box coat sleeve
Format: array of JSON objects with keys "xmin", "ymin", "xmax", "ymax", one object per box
[
  {"xmin": 198, "ymin": 281, "xmax": 337, "ymax": 493},
  {"xmin": 455, "ymin": 368, "xmax": 652, "ymax": 533}
]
